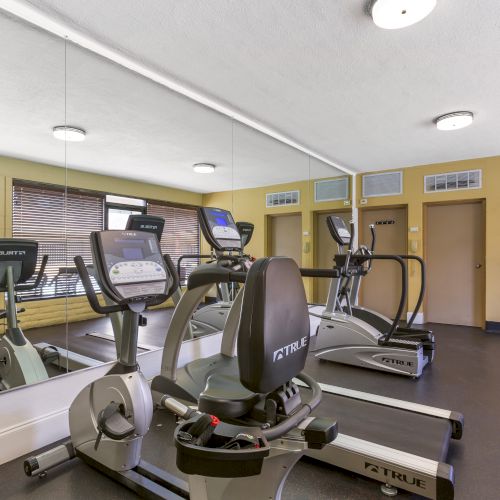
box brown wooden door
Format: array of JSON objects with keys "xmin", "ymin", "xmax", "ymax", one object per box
[
  {"xmin": 314, "ymin": 211, "xmax": 352, "ymax": 303},
  {"xmin": 425, "ymin": 202, "xmax": 485, "ymax": 326},
  {"xmin": 359, "ymin": 207, "xmax": 408, "ymax": 318},
  {"xmin": 269, "ymin": 214, "xmax": 302, "ymax": 265}
]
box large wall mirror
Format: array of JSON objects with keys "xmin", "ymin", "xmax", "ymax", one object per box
[
  {"xmin": 0, "ymin": 12, "xmax": 68, "ymax": 392},
  {"xmin": 0, "ymin": 11, "xmax": 352, "ymax": 395},
  {"xmin": 62, "ymin": 39, "xmax": 234, "ymax": 370}
]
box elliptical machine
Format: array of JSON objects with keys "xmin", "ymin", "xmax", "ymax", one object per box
[
  {"xmin": 24, "ymin": 229, "xmax": 188, "ymax": 498},
  {"xmin": 0, "ymin": 239, "xmax": 52, "ymax": 390},
  {"xmin": 326, "ymin": 216, "xmax": 435, "ymax": 360},
  {"xmin": 309, "ymin": 216, "xmax": 434, "ymax": 377}
]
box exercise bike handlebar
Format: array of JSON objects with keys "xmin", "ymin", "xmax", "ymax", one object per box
[
  {"xmin": 163, "ymin": 254, "xmax": 180, "ymax": 298},
  {"xmin": 74, "ymin": 256, "xmax": 123, "ymax": 315},
  {"xmin": 15, "ymin": 254, "xmax": 49, "ymax": 291}
]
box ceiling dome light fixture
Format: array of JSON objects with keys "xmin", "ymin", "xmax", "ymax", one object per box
[
  {"xmin": 52, "ymin": 126, "xmax": 86, "ymax": 142},
  {"xmin": 193, "ymin": 163, "xmax": 216, "ymax": 174},
  {"xmin": 435, "ymin": 111, "xmax": 474, "ymax": 131},
  {"xmin": 370, "ymin": 0, "xmax": 437, "ymax": 30}
]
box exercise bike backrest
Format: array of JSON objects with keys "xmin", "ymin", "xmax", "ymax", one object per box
[
  {"xmin": 0, "ymin": 239, "xmax": 48, "ymax": 292},
  {"xmin": 238, "ymin": 256, "xmax": 310, "ymax": 394}
]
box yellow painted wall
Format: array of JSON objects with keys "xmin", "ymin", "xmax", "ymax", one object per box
[
  {"xmin": 356, "ymin": 156, "xmax": 500, "ymax": 326},
  {"xmin": 0, "ymin": 155, "xmax": 203, "ymax": 330},
  {"xmin": 203, "ymin": 177, "xmax": 352, "ymax": 300}
]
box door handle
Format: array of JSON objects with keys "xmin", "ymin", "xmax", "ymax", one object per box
[{"xmin": 475, "ymin": 264, "xmax": 482, "ymax": 269}]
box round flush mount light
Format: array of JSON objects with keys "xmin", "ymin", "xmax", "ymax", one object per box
[
  {"xmin": 435, "ymin": 111, "xmax": 474, "ymax": 131},
  {"xmin": 370, "ymin": 0, "xmax": 437, "ymax": 29},
  {"xmin": 52, "ymin": 126, "xmax": 86, "ymax": 142},
  {"xmin": 193, "ymin": 163, "xmax": 215, "ymax": 174}
]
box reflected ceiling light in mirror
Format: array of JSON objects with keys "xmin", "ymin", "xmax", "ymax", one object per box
[
  {"xmin": 435, "ymin": 111, "xmax": 474, "ymax": 131},
  {"xmin": 193, "ymin": 163, "xmax": 215, "ymax": 174},
  {"xmin": 370, "ymin": 0, "xmax": 437, "ymax": 29},
  {"xmin": 52, "ymin": 126, "xmax": 86, "ymax": 142}
]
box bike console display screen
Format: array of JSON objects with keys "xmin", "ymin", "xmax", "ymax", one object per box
[
  {"xmin": 95, "ymin": 231, "xmax": 168, "ymax": 300},
  {"xmin": 199, "ymin": 207, "xmax": 242, "ymax": 251}
]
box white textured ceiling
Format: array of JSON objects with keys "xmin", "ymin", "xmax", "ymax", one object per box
[
  {"xmin": 13, "ymin": 0, "xmax": 500, "ymax": 172},
  {"xmin": 0, "ymin": 12, "xmax": 339, "ymax": 192}
]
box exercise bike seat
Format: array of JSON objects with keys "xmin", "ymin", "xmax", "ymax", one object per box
[{"xmin": 198, "ymin": 372, "xmax": 262, "ymax": 419}]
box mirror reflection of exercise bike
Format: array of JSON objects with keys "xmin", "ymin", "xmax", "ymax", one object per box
[
  {"xmin": 125, "ymin": 212, "xmax": 255, "ymax": 340},
  {"xmin": 0, "ymin": 239, "xmax": 57, "ymax": 390}
]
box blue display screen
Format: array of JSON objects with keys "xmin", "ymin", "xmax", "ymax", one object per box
[
  {"xmin": 123, "ymin": 247, "xmax": 143, "ymax": 260},
  {"xmin": 208, "ymin": 209, "xmax": 231, "ymax": 227}
]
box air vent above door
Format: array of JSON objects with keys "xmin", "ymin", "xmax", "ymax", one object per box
[
  {"xmin": 424, "ymin": 169, "xmax": 482, "ymax": 193},
  {"xmin": 362, "ymin": 171, "xmax": 403, "ymax": 198},
  {"xmin": 266, "ymin": 190, "xmax": 300, "ymax": 208},
  {"xmin": 314, "ymin": 178, "xmax": 349, "ymax": 202}
]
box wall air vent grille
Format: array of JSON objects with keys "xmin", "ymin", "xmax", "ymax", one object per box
[
  {"xmin": 314, "ymin": 178, "xmax": 349, "ymax": 202},
  {"xmin": 362, "ymin": 171, "xmax": 403, "ymax": 197},
  {"xmin": 424, "ymin": 169, "xmax": 482, "ymax": 193},
  {"xmin": 266, "ymin": 190, "xmax": 300, "ymax": 208}
]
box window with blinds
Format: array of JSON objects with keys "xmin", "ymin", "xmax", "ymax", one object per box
[
  {"xmin": 147, "ymin": 202, "xmax": 200, "ymax": 285},
  {"xmin": 12, "ymin": 181, "xmax": 104, "ymax": 299}
]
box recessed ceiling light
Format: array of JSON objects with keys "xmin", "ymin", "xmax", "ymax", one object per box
[
  {"xmin": 53, "ymin": 126, "xmax": 86, "ymax": 142},
  {"xmin": 370, "ymin": 0, "xmax": 437, "ymax": 30},
  {"xmin": 435, "ymin": 111, "xmax": 474, "ymax": 131},
  {"xmin": 193, "ymin": 163, "xmax": 215, "ymax": 174}
]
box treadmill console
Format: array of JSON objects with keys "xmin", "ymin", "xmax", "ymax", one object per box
[
  {"xmin": 0, "ymin": 239, "xmax": 38, "ymax": 287},
  {"xmin": 198, "ymin": 207, "xmax": 242, "ymax": 252},
  {"xmin": 236, "ymin": 221, "xmax": 254, "ymax": 248},
  {"xmin": 326, "ymin": 216, "xmax": 351, "ymax": 247},
  {"xmin": 91, "ymin": 230, "xmax": 169, "ymax": 303},
  {"xmin": 125, "ymin": 214, "xmax": 164, "ymax": 242}
]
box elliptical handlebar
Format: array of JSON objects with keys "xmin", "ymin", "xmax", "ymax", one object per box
[
  {"xmin": 352, "ymin": 254, "xmax": 407, "ymax": 342},
  {"xmin": 15, "ymin": 254, "xmax": 48, "ymax": 291},
  {"xmin": 369, "ymin": 224, "xmax": 376, "ymax": 253},
  {"xmin": 397, "ymin": 255, "xmax": 426, "ymax": 328},
  {"xmin": 177, "ymin": 253, "xmax": 213, "ymax": 282},
  {"xmin": 74, "ymin": 256, "xmax": 123, "ymax": 315}
]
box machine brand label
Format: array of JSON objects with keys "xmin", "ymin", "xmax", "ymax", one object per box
[
  {"xmin": 273, "ymin": 336, "xmax": 308, "ymax": 362},
  {"xmin": 0, "ymin": 250, "xmax": 26, "ymax": 256},
  {"xmin": 364, "ymin": 462, "xmax": 426, "ymax": 489},
  {"xmin": 381, "ymin": 357, "xmax": 414, "ymax": 367}
]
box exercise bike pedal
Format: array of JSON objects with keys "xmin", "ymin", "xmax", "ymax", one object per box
[{"xmin": 94, "ymin": 402, "xmax": 136, "ymax": 450}]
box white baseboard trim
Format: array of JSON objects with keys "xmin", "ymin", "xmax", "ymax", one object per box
[{"xmin": 407, "ymin": 311, "xmax": 425, "ymax": 325}]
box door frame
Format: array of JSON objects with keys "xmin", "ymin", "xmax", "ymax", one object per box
[
  {"xmin": 357, "ymin": 205, "xmax": 408, "ymax": 306},
  {"xmin": 265, "ymin": 212, "xmax": 302, "ymax": 258},
  {"xmin": 423, "ymin": 198, "xmax": 486, "ymax": 326}
]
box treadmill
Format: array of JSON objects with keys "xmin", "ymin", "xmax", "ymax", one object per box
[{"xmin": 152, "ymin": 206, "xmax": 463, "ymax": 499}]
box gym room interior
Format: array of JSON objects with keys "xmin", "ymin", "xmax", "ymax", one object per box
[{"xmin": 0, "ymin": 2, "xmax": 499, "ymax": 499}]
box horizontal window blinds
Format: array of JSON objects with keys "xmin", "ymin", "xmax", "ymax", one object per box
[
  {"xmin": 12, "ymin": 181, "xmax": 104, "ymax": 298},
  {"xmin": 147, "ymin": 202, "xmax": 200, "ymax": 284}
]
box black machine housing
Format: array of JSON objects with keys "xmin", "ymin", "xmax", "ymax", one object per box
[
  {"xmin": 89, "ymin": 230, "xmax": 171, "ymax": 305},
  {"xmin": 0, "ymin": 239, "xmax": 39, "ymax": 287},
  {"xmin": 198, "ymin": 207, "xmax": 242, "ymax": 252}
]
